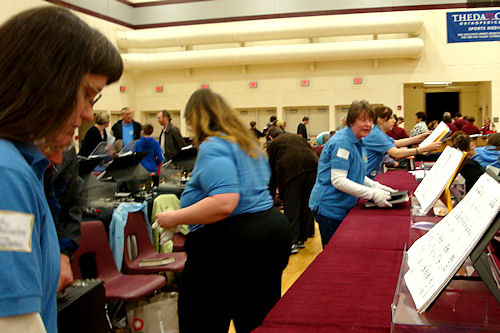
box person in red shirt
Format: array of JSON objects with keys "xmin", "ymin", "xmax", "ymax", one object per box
[
  {"xmin": 443, "ymin": 115, "xmax": 458, "ymax": 133},
  {"xmin": 462, "ymin": 116, "xmax": 481, "ymax": 135},
  {"xmin": 386, "ymin": 114, "xmax": 409, "ymax": 140},
  {"xmin": 453, "ymin": 112, "xmax": 467, "ymax": 130}
]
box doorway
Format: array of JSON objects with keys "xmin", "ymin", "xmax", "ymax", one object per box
[
  {"xmin": 236, "ymin": 107, "xmax": 277, "ymax": 132},
  {"xmin": 283, "ymin": 106, "xmax": 329, "ymax": 140},
  {"xmin": 425, "ymin": 92, "xmax": 459, "ymax": 122}
]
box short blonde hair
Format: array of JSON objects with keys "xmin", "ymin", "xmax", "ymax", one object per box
[{"xmin": 94, "ymin": 112, "xmax": 110, "ymax": 125}]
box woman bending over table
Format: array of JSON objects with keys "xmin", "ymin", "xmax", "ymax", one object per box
[{"xmin": 156, "ymin": 89, "xmax": 291, "ymax": 333}]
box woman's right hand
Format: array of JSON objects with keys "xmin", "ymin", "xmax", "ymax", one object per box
[{"xmin": 155, "ymin": 210, "xmax": 179, "ymax": 229}]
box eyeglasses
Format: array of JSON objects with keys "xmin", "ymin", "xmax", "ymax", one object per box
[
  {"xmin": 37, "ymin": 140, "xmax": 73, "ymax": 154},
  {"xmin": 85, "ymin": 81, "xmax": 102, "ymax": 106}
]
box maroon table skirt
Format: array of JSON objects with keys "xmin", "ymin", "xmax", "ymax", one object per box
[{"xmin": 255, "ymin": 170, "xmax": 415, "ymax": 332}]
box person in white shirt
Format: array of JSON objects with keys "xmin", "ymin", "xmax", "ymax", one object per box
[{"xmin": 410, "ymin": 111, "xmax": 429, "ymax": 137}]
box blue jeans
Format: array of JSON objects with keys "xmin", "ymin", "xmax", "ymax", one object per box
[{"xmin": 314, "ymin": 213, "xmax": 343, "ymax": 248}]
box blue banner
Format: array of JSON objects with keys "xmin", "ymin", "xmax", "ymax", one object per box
[{"xmin": 447, "ymin": 10, "xmax": 500, "ymax": 43}]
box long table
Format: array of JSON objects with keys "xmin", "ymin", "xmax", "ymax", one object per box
[{"xmin": 254, "ymin": 170, "xmax": 418, "ymax": 332}]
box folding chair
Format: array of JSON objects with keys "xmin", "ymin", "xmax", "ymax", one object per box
[
  {"xmin": 72, "ymin": 220, "xmax": 166, "ymax": 320},
  {"xmin": 122, "ymin": 211, "xmax": 187, "ymax": 274}
]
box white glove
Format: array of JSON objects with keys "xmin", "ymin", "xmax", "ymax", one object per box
[
  {"xmin": 370, "ymin": 188, "xmax": 392, "ymax": 208},
  {"xmin": 364, "ymin": 177, "xmax": 397, "ymax": 193},
  {"xmin": 152, "ymin": 220, "xmax": 175, "ymax": 245},
  {"xmin": 331, "ymin": 169, "xmax": 391, "ymax": 208},
  {"xmin": 159, "ymin": 229, "xmax": 174, "ymax": 245},
  {"xmin": 377, "ymin": 184, "xmax": 397, "ymax": 193}
]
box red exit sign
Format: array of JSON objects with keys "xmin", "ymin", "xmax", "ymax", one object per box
[{"xmin": 353, "ymin": 77, "xmax": 363, "ymax": 84}]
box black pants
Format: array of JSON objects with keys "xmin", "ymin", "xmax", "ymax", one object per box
[
  {"xmin": 178, "ymin": 208, "xmax": 292, "ymax": 333},
  {"xmin": 281, "ymin": 171, "xmax": 316, "ymax": 244}
]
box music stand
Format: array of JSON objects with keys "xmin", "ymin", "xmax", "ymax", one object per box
[
  {"xmin": 467, "ymin": 212, "xmax": 500, "ymax": 304},
  {"xmin": 78, "ymin": 156, "xmax": 105, "ymax": 177},
  {"xmin": 78, "ymin": 142, "xmax": 112, "ymax": 176},
  {"xmin": 102, "ymin": 151, "xmax": 150, "ymax": 182},
  {"xmin": 118, "ymin": 140, "xmax": 136, "ymax": 157},
  {"xmin": 171, "ymin": 145, "xmax": 197, "ymax": 172}
]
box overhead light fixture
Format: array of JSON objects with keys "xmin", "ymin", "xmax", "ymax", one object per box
[{"xmin": 423, "ymin": 81, "xmax": 453, "ymax": 86}]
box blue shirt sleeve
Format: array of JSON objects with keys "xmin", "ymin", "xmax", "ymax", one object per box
[
  {"xmin": 0, "ymin": 169, "xmax": 44, "ymax": 317},
  {"xmin": 364, "ymin": 128, "xmax": 395, "ymax": 154},
  {"xmin": 196, "ymin": 141, "xmax": 240, "ymax": 196},
  {"xmin": 0, "ymin": 142, "xmax": 59, "ymax": 332}
]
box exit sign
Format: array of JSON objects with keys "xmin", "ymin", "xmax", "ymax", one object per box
[
  {"xmin": 155, "ymin": 86, "xmax": 163, "ymax": 92},
  {"xmin": 249, "ymin": 81, "xmax": 258, "ymax": 88},
  {"xmin": 301, "ymin": 79, "xmax": 310, "ymax": 87},
  {"xmin": 201, "ymin": 83, "xmax": 209, "ymax": 89},
  {"xmin": 353, "ymin": 77, "xmax": 363, "ymax": 84}
]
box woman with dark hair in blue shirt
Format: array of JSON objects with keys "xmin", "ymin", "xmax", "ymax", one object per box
[
  {"xmin": 363, "ymin": 106, "xmax": 442, "ymax": 178},
  {"xmin": 155, "ymin": 88, "xmax": 291, "ymax": 333},
  {"xmin": 0, "ymin": 7, "xmax": 122, "ymax": 332}
]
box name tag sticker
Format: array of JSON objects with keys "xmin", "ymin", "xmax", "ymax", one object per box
[
  {"xmin": 337, "ymin": 148, "xmax": 350, "ymax": 160},
  {"xmin": 0, "ymin": 211, "xmax": 34, "ymax": 252}
]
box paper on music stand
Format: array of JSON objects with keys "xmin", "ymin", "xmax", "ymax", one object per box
[
  {"xmin": 405, "ymin": 173, "xmax": 500, "ymax": 313},
  {"xmin": 414, "ymin": 146, "xmax": 465, "ymax": 215},
  {"xmin": 419, "ymin": 121, "xmax": 451, "ymax": 148}
]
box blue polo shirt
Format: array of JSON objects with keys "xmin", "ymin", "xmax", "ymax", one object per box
[
  {"xmin": 363, "ymin": 124, "xmax": 395, "ymax": 178},
  {"xmin": 122, "ymin": 122, "xmax": 134, "ymax": 146},
  {"xmin": 309, "ymin": 127, "xmax": 368, "ymax": 220},
  {"xmin": 0, "ymin": 139, "xmax": 60, "ymax": 333},
  {"xmin": 180, "ymin": 136, "xmax": 273, "ymax": 232}
]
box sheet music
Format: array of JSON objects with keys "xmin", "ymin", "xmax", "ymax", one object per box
[
  {"xmin": 405, "ymin": 173, "xmax": 500, "ymax": 312},
  {"xmin": 419, "ymin": 121, "xmax": 450, "ymax": 148},
  {"xmin": 414, "ymin": 146, "xmax": 465, "ymax": 214}
]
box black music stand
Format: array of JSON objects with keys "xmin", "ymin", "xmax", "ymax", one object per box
[
  {"xmin": 101, "ymin": 151, "xmax": 149, "ymax": 182},
  {"xmin": 78, "ymin": 156, "xmax": 105, "ymax": 177}
]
